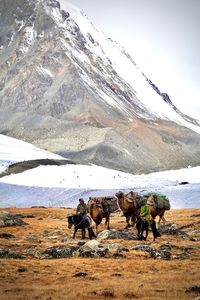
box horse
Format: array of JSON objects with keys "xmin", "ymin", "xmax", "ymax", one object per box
[
  {"xmin": 67, "ymin": 214, "xmax": 96, "ymax": 240},
  {"xmin": 115, "ymin": 191, "xmax": 139, "ymax": 229},
  {"xmin": 136, "ymin": 216, "xmax": 149, "ymax": 240},
  {"xmin": 88, "ymin": 197, "xmax": 110, "ymax": 234}
]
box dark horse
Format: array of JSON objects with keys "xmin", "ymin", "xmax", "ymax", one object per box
[
  {"xmin": 67, "ymin": 214, "xmax": 96, "ymax": 239},
  {"xmin": 136, "ymin": 216, "xmax": 149, "ymax": 240}
]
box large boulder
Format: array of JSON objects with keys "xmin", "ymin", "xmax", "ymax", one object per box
[{"xmin": 78, "ymin": 240, "xmax": 108, "ymax": 258}]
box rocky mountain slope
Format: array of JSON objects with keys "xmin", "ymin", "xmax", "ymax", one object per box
[{"xmin": 0, "ymin": 0, "xmax": 200, "ymax": 174}]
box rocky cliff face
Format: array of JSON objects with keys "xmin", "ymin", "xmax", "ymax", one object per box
[{"xmin": 0, "ymin": 0, "xmax": 200, "ymax": 174}]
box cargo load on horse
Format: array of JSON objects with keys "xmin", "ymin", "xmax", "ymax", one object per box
[
  {"xmin": 146, "ymin": 192, "xmax": 170, "ymax": 210},
  {"xmin": 125, "ymin": 191, "xmax": 146, "ymax": 208},
  {"xmin": 89, "ymin": 196, "xmax": 119, "ymax": 214}
]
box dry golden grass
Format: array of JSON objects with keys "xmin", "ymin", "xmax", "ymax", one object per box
[{"xmin": 0, "ymin": 207, "xmax": 199, "ymax": 300}]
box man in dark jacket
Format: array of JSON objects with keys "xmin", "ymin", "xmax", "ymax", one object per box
[{"xmin": 76, "ymin": 198, "xmax": 88, "ymax": 217}]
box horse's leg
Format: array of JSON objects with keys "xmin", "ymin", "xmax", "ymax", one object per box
[
  {"xmin": 108, "ymin": 216, "xmax": 110, "ymax": 230},
  {"xmin": 158, "ymin": 211, "xmax": 166, "ymax": 224},
  {"xmin": 140, "ymin": 221, "xmax": 146, "ymax": 240},
  {"xmin": 88, "ymin": 227, "xmax": 95, "ymax": 239},
  {"xmin": 138, "ymin": 225, "xmax": 142, "ymax": 240},
  {"xmin": 87, "ymin": 220, "xmax": 96, "ymax": 239},
  {"xmin": 161, "ymin": 211, "xmax": 166, "ymax": 223},
  {"xmin": 82, "ymin": 227, "xmax": 85, "ymax": 239},
  {"xmin": 125, "ymin": 216, "xmax": 131, "ymax": 229},
  {"xmin": 150, "ymin": 220, "xmax": 161, "ymax": 240},
  {"xmin": 73, "ymin": 227, "xmax": 78, "ymax": 239},
  {"xmin": 145, "ymin": 222, "xmax": 149, "ymax": 240},
  {"xmin": 88, "ymin": 228, "xmax": 91, "ymax": 239},
  {"xmin": 95, "ymin": 224, "xmax": 98, "ymax": 235},
  {"xmin": 136, "ymin": 221, "xmax": 140, "ymax": 239},
  {"xmin": 104, "ymin": 217, "xmax": 107, "ymax": 229},
  {"xmin": 146, "ymin": 227, "xmax": 149, "ymax": 240},
  {"xmin": 105, "ymin": 215, "xmax": 110, "ymax": 230},
  {"xmin": 131, "ymin": 214, "xmax": 136, "ymax": 227},
  {"xmin": 139, "ymin": 224, "xmax": 144, "ymax": 240}
]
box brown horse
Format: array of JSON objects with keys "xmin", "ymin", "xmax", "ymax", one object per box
[
  {"xmin": 88, "ymin": 197, "xmax": 110, "ymax": 234},
  {"xmin": 115, "ymin": 191, "xmax": 139, "ymax": 229}
]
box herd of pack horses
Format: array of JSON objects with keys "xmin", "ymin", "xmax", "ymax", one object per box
[{"xmin": 67, "ymin": 191, "xmax": 170, "ymax": 241}]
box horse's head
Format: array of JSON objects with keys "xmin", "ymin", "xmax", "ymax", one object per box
[{"xmin": 67, "ymin": 214, "xmax": 79, "ymax": 229}]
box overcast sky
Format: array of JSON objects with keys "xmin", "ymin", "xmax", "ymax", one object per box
[{"xmin": 62, "ymin": 0, "xmax": 200, "ymax": 121}]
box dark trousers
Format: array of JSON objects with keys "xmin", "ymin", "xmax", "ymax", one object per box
[{"xmin": 150, "ymin": 220, "xmax": 161, "ymax": 240}]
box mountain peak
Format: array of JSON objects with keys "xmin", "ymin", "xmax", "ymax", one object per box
[{"xmin": 0, "ymin": 0, "xmax": 200, "ymax": 174}]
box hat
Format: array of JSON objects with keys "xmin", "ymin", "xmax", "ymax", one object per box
[
  {"xmin": 147, "ymin": 199, "xmax": 154, "ymax": 205},
  {"xmin": 79, "ymin": 198, "xmax": 84, "ymax": 201}
]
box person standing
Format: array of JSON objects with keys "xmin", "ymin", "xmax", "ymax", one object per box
[
  {"xmin": 76, "ymin": 198, "xmax": 88, "ymax": 218},
  {"xmin": 147, "ymin": 198, "xmax": 161, "ymax": 240},
  {"xmin": 137, "ymin": 200, "xmax": 150, "ymax": 240},
  {"xmin": 140, "ymin": 201, "xmax": 150, "ymax": 223}
]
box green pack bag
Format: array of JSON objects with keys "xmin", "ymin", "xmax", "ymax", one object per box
[{"xmin": 147, "ymin": 192, "xmax": 170, "ymax": 210}]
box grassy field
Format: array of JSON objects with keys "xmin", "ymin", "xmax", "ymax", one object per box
[{"xmin": 0, "ymin": 207, "xmax": 199, "ymax": 300}]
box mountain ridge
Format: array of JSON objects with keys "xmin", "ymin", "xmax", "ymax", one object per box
[{"xmin": 0, "ymin": 0, "xmax": 200, "ymax": 174}]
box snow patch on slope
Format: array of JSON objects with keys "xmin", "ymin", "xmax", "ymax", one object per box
[{"xmin": 0, "ymin": 134, "xmax": 66, "ymax": 170}]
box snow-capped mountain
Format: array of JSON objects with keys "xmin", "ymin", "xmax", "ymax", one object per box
[{"xmin": 0, "ymin": 0, "xmax": 200, "ymax": 174}]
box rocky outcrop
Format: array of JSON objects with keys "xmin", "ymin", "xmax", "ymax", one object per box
[
  {"xmin": 0, "ymin": 248, "xmax": 23, "ymax": 259},
  {"xmin": 158, "ymin": 222, "xmax": 189, "ymax": 238},
  {"xmin": 143, "ymin": 74, "xmax": 200, "ymax": 127},
  {"xmin": 97, "ymin": 229, "xmax": 138, "ymax": 240},
  {"xmin": 41, "ymin": 245, "xmax": 79, "ymax": 258},
  {"xmin": 0, "ymin": 211, "xmax": 27, "ymax": 227}
]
